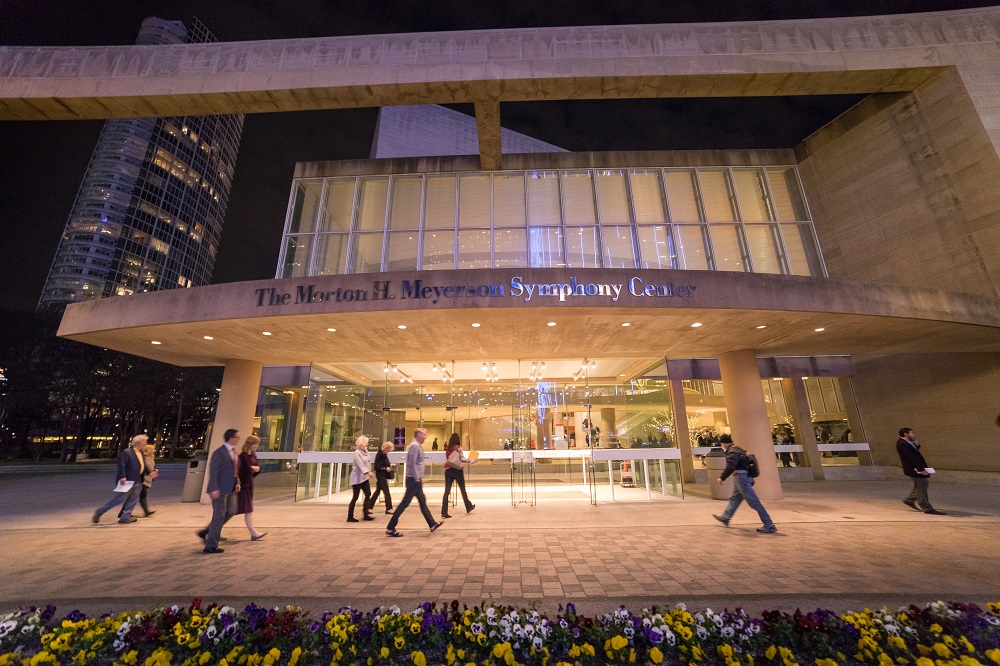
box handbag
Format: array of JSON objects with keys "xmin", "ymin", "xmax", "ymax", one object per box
[{"xmin": 385, "ymin": 467, "xmax": 395, "ymax": 480}]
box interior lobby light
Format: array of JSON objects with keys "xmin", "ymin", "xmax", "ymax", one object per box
[
  {"xmin": 326, "ymin": 328, "xmax": 336, "ymax": 332},
  {"xmin": 262, "ymin": 331, "xmax": 272, "ymax": 336},
  {"xmin": 547, "ymin": 321, "xmax": 557, "ymax": 327},
  {"xmin": 621, "ymin": 322, "xmax": 630, "ymax": 327},
  {"xmin": 150, "ymin": 340, "xmax": 162, "ymax": 345},
  {"xmin": 471, "ymin": 323, "xmax": 481, "ymax": 328},
  {"xmin": 756, "ymin": 325, "xmax": 767, "ymax": 329},
  {"xmin": 202, "ymin": 336, "xmax": 213, "ymax": 340},
  {"xmin": 815, "ymin": 327, "xmax": 826, "ymax": 332},
  {"xmin": 397, "ymin": 324, "xmax": 407, "ymax": 329},
  {"xmin": 691, "ymin": 322, "xmax": 703, "ymax": 328}
]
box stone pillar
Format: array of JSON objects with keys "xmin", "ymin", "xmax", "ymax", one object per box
[
  {"xmin": 201, "ymin": 359, "xmax": 263, "ymax": 503},
  {"xmin": 785, "ymin": 377, "xmax": 825, "ymax": 480},
  {"xmin": 670, "ymin": 378, "xmax": 695, "ymax": 483},
  {"xmin": 718, "ymin": 350, "xmax": 782, "ymax": 500}
]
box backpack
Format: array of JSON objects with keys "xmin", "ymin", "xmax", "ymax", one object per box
[{"xmin": 742, "ymin": 451, "xmax": 760, "ymax": 478}]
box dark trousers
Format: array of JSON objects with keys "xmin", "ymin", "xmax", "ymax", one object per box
[
  {"xmin": 96, "ymin": 482, "xmax": 142, "ymax": 522},
  {"xmin": 205, "ymin": 492, "xmax": 237, "ymax": 549},
  {"xmin": 370, "ymin": 474, "xmax": 393, "ymax": 510},
  {"xmin": 348, "ymin": 480, "xmax": 372, "ymax": 518},
  {"xmin": 386, "ymin": 477, "xmax": 435, "ymax": 531},
  {"xmin": 904, "ymin": 475, "xmax": 933, "ymax": 511},
  {"xmin": 442, "ymin": 468, "xmax": 473, "ymax": 515}
]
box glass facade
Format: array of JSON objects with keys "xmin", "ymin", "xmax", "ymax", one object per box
[
  {"xmin": 38, "ymin": 18, "xmax": 244, "ymax": 310},
  {"xmin": 276, "ymin": 166, "xmax": 824, "ymax": 279}
]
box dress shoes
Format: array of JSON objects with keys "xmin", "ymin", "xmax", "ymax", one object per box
[
  {"xmin": 466, "ymin": 504, "xmax": 476, "ymax": 514},
  {"xmin": 430, "ymin": 521, "xmax": 443, "ymax": 533},
  {"xmin": 441, "ymin": 513, "xmax": 452, "ymax": 519},
  {"xmin": 712, "ymin": 514, "xmax": 730, "ymax": 527},
  {"xmin": 363, "ymin": 515, "xmax": 375, "ymax": 521},
  {"xmin": 92, "ymin": 511, "xmax": 101, "ymax": 524},
  {"xmin": 143, "ymin": 510, "xmax": 156, "ymax": 517},
  {"xmin": 346, "ymin": 517, "xmax": 360, "ymax": 523},
  {"xmin": 756, "ymin": 526, "xmax": 778, "ymax": 533},
  {"xmin": 384, "ymin": 509, "xmax": 394, "ymax": 515},
  {"xmin": 203, "ymin": 547, "xmax": 225, "ymax": 554},
  {"xmin": 118, "ymin": 517, "xmax": 138, "ymax": 524},
  {"xmin": 196, "ymin": 529, "xmax": 207, "ymax": 541},
  {"xmin": 924, "ymin": 509, "xmax": 947, "ymax": 515},
  {"xmin": 251, "ymin": 532, "xmax": 267, "ymax": 541},
  {"xmin": 386, "ymin": 529, "xmax": 402, "ymax": 537},
  {"xmin": 903, "ymin": 499, "xmax": 919, "ymax": 510}
]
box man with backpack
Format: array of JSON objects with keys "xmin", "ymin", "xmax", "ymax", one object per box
[{"xmin": 712, "ymin": 434, "xmax": 778, "ymax": 534}]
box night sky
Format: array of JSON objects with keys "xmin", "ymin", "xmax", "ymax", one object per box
[{"xmin": 1, "ymin": 0, "xmax": 996, "ymax": 312}]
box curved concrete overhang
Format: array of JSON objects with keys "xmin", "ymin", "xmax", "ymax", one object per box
[
  {"xmin": 57, "ymin": 268, "xmax": 1000, "ymax": 368},
  {"xmin": 3, "ymin": 9, "xmax": 996, "ymax": 121}
]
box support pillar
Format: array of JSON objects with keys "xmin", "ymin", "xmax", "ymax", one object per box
[
  {"xmin": 786, "ymin": 377, "xmax": 825, "ymax": 480},
  {"xmin": 201, "ymin": 359, "xmax": 263, "ymax": 503},
  {"xmin": 474, "ymin": 101, "xmax": 502, "ymax": 171},
  {"xmin": 718, "ymin": 350, "xmax": 782, "ymax": 500},
  {"xmin": 670, "ymin": 378, "xmax": 695, "ymax": 483}
]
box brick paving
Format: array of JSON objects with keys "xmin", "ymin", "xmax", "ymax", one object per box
[{"xmin": 1, "ymin": 463, "xmax": 998, "ymax": 614}]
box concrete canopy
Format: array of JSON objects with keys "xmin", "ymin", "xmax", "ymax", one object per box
[{"xmin": 57, "ymin": 268, "xmax": 1000, "ymax": 383}]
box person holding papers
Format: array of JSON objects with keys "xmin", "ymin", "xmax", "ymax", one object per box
[
  {"xmin": 92, "ymin": 434, "xmax": 149, "ymax": 524},
  {"xmin": 896, "ymin": 427, "xmax": 946, "ymax": 515}
]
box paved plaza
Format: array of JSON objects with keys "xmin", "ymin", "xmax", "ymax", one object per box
[{"xmin": 1, "ymin": 463, "xmax": 998, "ymax": 615}]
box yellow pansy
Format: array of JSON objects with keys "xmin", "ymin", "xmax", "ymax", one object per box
[
  {"xmin": 610, "ymin": 635, "xmax": 629, "ymax": 651},
  {"xmin": 766, "ymin": 646, "xmax": 777, "ymax": 660},
  {"xmin": 933, "ymin": 643, "xmax": 953, "ymax": 658},
  {"xmin": 411, "ymin": 651, "xmax": 427, "ymax": 666},
  {"xmin": 650, "ymin": 647, "xmax": 664, "ymax": 664},
  {"xmin": 381, "ymin": 647, "xmax": 390, "ymax": 659},
  {"xmin": 985, "ymin": 648, "xmax": 1000, "ymax": 665},
  {"xmin": 395, "ymin": 636, "xmax": 405, "ymax": 649}
]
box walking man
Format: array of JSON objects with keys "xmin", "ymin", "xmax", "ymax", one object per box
[
  {"xmin": 199, "ymin": 429, "xmax": 242, "ymax": 553},
  {"xmin": 896, "ymin": 427, "xmax": 945, "ymax": 515},
  {"xmin": 385, "ymin": 428, "xmax": 442, "ymax": 537},
  {"xmin": 712, "ymin": 434, "xmax": 777, "ymax": 533},
  {"xmin": 92, "ymin": 434, "xmax": 150, "ymax": 524}
]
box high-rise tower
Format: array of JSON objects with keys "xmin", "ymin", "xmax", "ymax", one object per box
[{"xmin": 38, "ymin": 17, "xmax": 244, "ymax": 310}]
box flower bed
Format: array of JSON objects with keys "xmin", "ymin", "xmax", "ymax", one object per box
[{"xmin": 0, "ymin": 600, "xmax": 998, "ymax": 666}]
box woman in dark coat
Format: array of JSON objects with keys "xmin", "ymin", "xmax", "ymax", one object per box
[
  {"xmin": 369, "ymin": 441, "xmax": 394, "ymax": 514},
  {"xmin": 237, "ymin": 435, "xmax": 266, "ymax": 540}
]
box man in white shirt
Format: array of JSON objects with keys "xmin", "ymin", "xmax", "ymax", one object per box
[{"xmin": 386, "ymin": 428, "xmax": 442, "ymax": 537}]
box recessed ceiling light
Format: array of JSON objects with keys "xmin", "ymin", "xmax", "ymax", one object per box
[
  {"xmin": 471, "ymin": 323, "xmax": 481, "ymax": 328},
  {"xmin": 262, "ymin": 331, "xmax": 272, "ymax": 336},
  {"xmin": 756, "ymin": 325, "xmax": 767, "ymax": 329},
  {"xmin": 397, "ymin": 325, "xmax": 407, "ymax": 330},
  {"xmin": 691, "ymin": 322, "xmax": 703, "ymax": 328},
  {"xmin": 326, "ymin": 328, "xmax": 336, "ymax": 332},
  {"xmin": 547, "ymin": 322, "xmax": 557, "ymax": 327},
  {"xmin": 815, "ymin": 327, "xmax": 825, "ymax": 332},
  {"xmin": 621, "ymin": 322, "xmax": 630, "ymax": 327},
  {"xmin": 150, "ymin": 340, "xmax": 162, "ymax": 345},
  {"xmin": 203, "ymin": 335, "xmax": 214, "ymax": 340}
]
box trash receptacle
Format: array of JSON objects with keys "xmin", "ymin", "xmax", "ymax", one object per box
[
  {"xmin": 182, "ymin": 455, "xmax": 208, "ymax": 502},
  {"xmin": 704, "ymin": 448, "xmax": 734, "ymax": 500}
]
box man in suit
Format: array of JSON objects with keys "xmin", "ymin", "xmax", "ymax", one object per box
[
  {"xmin": 896, "ymin": 427, "xmax": 946, "ymax": 515},
  {"xmin": 198, "ymin": 429, "xmax": 242, "ymax": 553},
  {"xmin": 92, "ymin": 434, "xmax": 149, "ymax": 524}
]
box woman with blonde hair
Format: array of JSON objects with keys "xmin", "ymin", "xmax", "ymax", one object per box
[
  {"xmin": 236, "ymin": 435, "xmax": 266, "ymax": 540},
  {"xmin": 348, "ymin": 435, "xmax": 375, "ymax": 522},
  {"xmin": 369, "ymin": 441, "xmax": 395, "ymax": 514}
]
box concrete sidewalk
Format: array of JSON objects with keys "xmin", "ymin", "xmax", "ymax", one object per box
[{"xmin": 2, "ymin": 465, "xmax": 998, "ymax": 615}]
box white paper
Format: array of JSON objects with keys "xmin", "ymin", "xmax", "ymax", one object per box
[
  {"xmin": 113, "ymin": 480, "xmax": 135, "ymax": 493},
  {"xmin": 923, "ymin": 467, "xmax": 935, "ymax": 474}
]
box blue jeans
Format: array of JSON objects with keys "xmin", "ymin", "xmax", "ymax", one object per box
[
  {"xmin": 720, "ymin": 472, "xmax": 775, "ymax": 528},
  {"xmin": 386, "ymin": 477, "xmax": 435, "ymax": 531},
  {"xmin": 95, "ymin": 482, "xmax": 142, "ymax": 522}
]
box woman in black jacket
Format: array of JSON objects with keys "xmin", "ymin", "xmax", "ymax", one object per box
[{"xmin": 369, "ymin": 441, "xmax": 394, "ymax": 514}]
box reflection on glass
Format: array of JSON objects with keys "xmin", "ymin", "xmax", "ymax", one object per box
[
  {"xmin": 320, "ymin": 179, "xmax": 356, "ymax": 233},
  {"xmin": 313, "ymin": 233, "xmax": 349, "ymax": 275},
  {"xmin": 357, "ymin": 177, "xmax": 389, "ymax": 231},
  {"xmin": 385, "ymin": 231, "xmax": 419, "ymax": 271},
  {"xmin": 596, "ymin": 169, "xmax": 630, "ymax": 225},
  {"xmin": 782, "ymin": 224, "xmax": 824, "ymax": 276},
  {"xmin": 422, "ymin": 230, "xmax": 454, "ymax": 270},
  {"xmin": 493, "ymin": 172, "xmax": 526, "ymax": 227},
  {"xmin": 287, "ymin": 180, "xmax": 323, "ymax": 234},
  {"xmin": 602, "ymin": 226, "xmax": 636, "ymax": 269},
  {"xmin": 561, "ymin": 171, "xmax": 597, "ymax": 225},
  {"xmin": 389, "ymin": 176, "xmax": 422, "ymax": 229},
  {"xmin": 281, "ymin": 235, "xmax": 312, "ymax": 278},
  {"xmin": 707, "ymin": 224, "xmax": 747, "ymax": 272},
  {"xmin": 631, "ymin": 169, "xmax": 668, "ymax": 223},
  {"xmin": 636, "ymin": 225, "xmax": 676, "ymax": 269},
  {"xmin": 767, "ymin": 167, "xmax": 808, "ymax": 221},
  {"xmin": 732, "ymin": 169, "xmax": 773, "ymax": 222},
  {"xmin": 744, "ymin": 224, "xmax": 784, "ymax": 274},
  {"xmin": 674, "ymin": 224, "xmax": 710, "ymax": 270},
  {"xmin": 459, "ymin": 174, "xmax": 490, "ymax": 227},
  {"xmin": 565, "ymin": 226, "xmax": 600, "ymax": 268},
  {"xmin": 664, "ymin": 170, "xmax": 700, "ymax": 222},
  {"xmin": 494, "ymin": 228, "xmax": 527, "ymax": 268},
  {"xmin": 351, "ymin": 232, "xmax": 384, "ymax": 273},
  {"xmin": 529, "ymin": 227, "xmax": 565, "ymax": 267},
  {"xmin": 458, "ymin": 230, "xmax": 491, "ymax": 269},
  {"xmin": 698, "ymin": 170, "xmax": 736, "ymax": 222}
]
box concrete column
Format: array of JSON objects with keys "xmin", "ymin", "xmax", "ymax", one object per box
[
  {"xmin": 670, "ymin": 378, "xmax": 695, "ymax": 483},
  {"xmin": 781, "ymin": 377, "xmax": 826, "ymax": 481},
  {"xmin": 718, "ymin": 350, "xmax": 782, "ymax": 500},
  {"xmin": 201, "ymin": 359, "xmax": 264, "ymax": 503},
  {"xmin": 474, "ymin": 101, "xmax": 502, "ymax": 171},
  {"xmin": 785, "ymin": 377, "xmax": 825, "ymax": 480}
]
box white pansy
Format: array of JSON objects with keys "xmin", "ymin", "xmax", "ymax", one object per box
[
  {"xmin": 624, "ymin": 626, "xmax": 634, "ymax": 639},
  {"xmin": 0, "ymin": 620, "xmax": 16, "ymax": 637},
  {"xmin": 642, "ymin": 618, "xmax": 651, "ymax": 627},
  {"xmin": 697, "ymin": 625, "xmax": 708, "ymax": 639},
  {"xmin": 721, "ymin": 626, "xmax": 736, "ymax": 639},
  {"xmin": 117, "ymin": 621, "xmax": 131, "ymax": 637},
  {"xmin": 205, "ymin": 624, "xmax": 217, "ymax": 639},
  {"xmin": 533, "ymin": 636, "xmax": 544, "ymax": 649},
  {"xmin": 559, "ymin": 618, "xmax": 568, "ymax": 629},
  {"xmin": 523, "ymin": 624, "xmax": 535, "ymax": 637},
  {"xmin": 113, "ymin": 639, "xmax": 125, "ymax": 652},
  {"xmin": 664, "ymin": 629, "xmax": 677, "ymax": 646}
]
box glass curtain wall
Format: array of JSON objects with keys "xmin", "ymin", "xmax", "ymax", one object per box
[{"xmin": 276, "ymin": 166, "xmax": 823, "ymax": 279}]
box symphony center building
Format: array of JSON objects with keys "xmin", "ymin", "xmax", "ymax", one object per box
[{"xmin": 16, "ymin": 8, "xmax": 999, "ymax": 503}]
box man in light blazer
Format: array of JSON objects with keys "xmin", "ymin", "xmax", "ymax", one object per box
[
  {"xmin": 92, "ymin": 434, "xmax": 149, "ymax": 524},
  {"xmin": 199, "ymin": 429, "xmax": 242, "ymax": 553}
]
